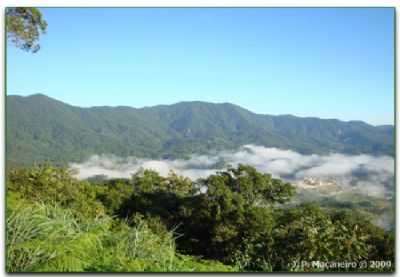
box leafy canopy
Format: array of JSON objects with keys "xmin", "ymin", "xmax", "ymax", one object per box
[
  {"xmin": 6, "ymin": 164, "xmax": 395, "ymax": 272},
  {"xmin": 6, "ymin": 7, "xmax": 47, "ymax": 53}
]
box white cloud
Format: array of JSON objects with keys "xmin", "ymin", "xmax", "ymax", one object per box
[{"xmin": 70, "ymin": 145, "xmax": 394, "ymax": 198}]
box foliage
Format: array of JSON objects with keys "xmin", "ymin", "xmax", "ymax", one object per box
[
  {"xmin": 6, "ymin": 94, "xmax": 394, "ymax": 166},
  {"xmin": 6, "ymin": 8, "xmax": 47, "ymax": 53},
  {"xmin": 271, "ymin": 204, "xmax": 370, "ymax": 271},
  {"xmin": 204, "ymin": 164, "xmax": 295, "ymax": 205},
  {"xmin": 6, "ymin": 202, "xmax": 234, "ymax": 272},
  {"xmin": 6, "ymin": 203, "xmax": 107, "ymax": 272},
  {"xmin": 6, "ymin": 164, "xmax": 394, "ymax": 272},
  {"xmin": 330, "ymin": 210, "xmax": 395, "ymax": 271},
  {"xmin": 7, "ymin": 164, "xmax": 105, "ymax": 219},
  {"xmin": 133, "ymin": 169, "xmax": 196, "ymax": 196},
  {"xmin": 94, "ymin": 178, "xmax": 134, "ymax": 215}
]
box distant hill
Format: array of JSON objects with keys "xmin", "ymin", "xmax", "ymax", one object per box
[{"xmin": 6, "ymin": 94, "xmax": 394, "ymax": 166}]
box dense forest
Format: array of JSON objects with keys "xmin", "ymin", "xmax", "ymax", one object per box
[
  {"xmin": 6, "ymin": 164, "xmax": 394, "ymax": 272},
  {"xmin": 7, "ymin": 94, "xmax": 394, "ymax": 166}
]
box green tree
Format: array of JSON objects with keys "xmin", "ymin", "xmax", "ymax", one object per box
[
  {"xmin": 118, "ymin": 165, "xmax": 296, "ymax": 266},
  {"xmin": 131, "ymin": 169, "xmax": 165, "ymax": 193},
  {"xmin": 6, "ymin": 164, "xmax": 395, "ymax": 272},
  {"xmin": 200, "ymin": 164, "xmax": 295, "ymax": 208},
  {"xmin": 6, "ymin": 7, "xmax": 47, "ymax": 53},
  {"xmin": 173, "ymin": 165, "xmax": 294, "ymax": 264},
  {"xmin": 330, "ymin": 210, "xmax": 394, "ymax": 271},
  {"xmin": 7, "ymin": 164, "xmax": 105, "ymax": 219},
  {"xmin": 95, "ymin": 178, "xmax": 134, "ymax": 215}
]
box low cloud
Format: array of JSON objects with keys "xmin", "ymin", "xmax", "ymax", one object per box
[{"xmin": 70, "ymin": 145, "xmax": 394, "ymax": 198}]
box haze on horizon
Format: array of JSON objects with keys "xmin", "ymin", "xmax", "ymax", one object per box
[{"xmin": 6, "ymin": 8, "xmax": 394, "ymax": 125}]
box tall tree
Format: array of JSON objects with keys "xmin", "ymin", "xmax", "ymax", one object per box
[{"xmin": 6, "ymin": 7, "xmax": 47, "ymax": 53}]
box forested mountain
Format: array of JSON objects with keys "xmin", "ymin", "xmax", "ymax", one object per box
[{"xmin": 6, "ymin": 94, "xmax": 394, "ymax": 166}]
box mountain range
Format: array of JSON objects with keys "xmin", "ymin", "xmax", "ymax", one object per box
[{"xmin": 6, "ymin": 94, "xmax": 394, "ymax": 166}]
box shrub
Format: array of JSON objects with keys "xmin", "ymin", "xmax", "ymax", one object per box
[{"xmin": 7, "ymin": 165, "xmax": 105, "ymax": 219}]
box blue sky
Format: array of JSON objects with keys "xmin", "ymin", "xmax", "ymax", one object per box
[{"xmin": 7, "ymin": 8, "xmax": 394, "ymax": 125}]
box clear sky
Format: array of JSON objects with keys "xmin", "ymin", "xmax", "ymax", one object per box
[{"xmin": 7, "ymin": 7, "xmax": 394, "ymax": 125}]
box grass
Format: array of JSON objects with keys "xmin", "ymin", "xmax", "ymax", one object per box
[{"xmin": 6, "ymin": 202, "xmax": 234, "ymax": 272}]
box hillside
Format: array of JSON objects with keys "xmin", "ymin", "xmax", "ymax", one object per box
[{"xmin": 6, "ymin": 94, "xmax": 394, "ymax": 166}]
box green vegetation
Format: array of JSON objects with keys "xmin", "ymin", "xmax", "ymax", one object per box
[
  {"xmin": 6, "ymin": 8, "xmax": 47, "ymax": 53},
  {"xmin": 6, "ymin": 94, "xmax": 394, "ymax": 166},
  {"xmin": 293, "ymin": 189, "xmax": 395, "ymax": 231},
  {"xmin": 6, "ymin": 164, "xmax": 394, "ymax": 272}
]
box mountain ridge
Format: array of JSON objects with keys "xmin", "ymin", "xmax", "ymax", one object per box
[
  {"xmin": 12, "ymin": 93, "xmax": 393, "ymax": 127},
  {"xmin": 6, "ymin": 94, "xmax": 395, "ymax": 166}
]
